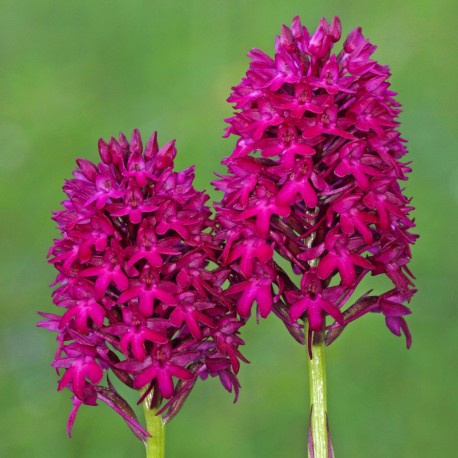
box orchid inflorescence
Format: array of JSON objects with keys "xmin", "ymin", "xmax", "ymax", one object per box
[
  {"xmin": 214, "ymin": 15, "xmax": 417, "ymax": 350},
  {"xmin": 40, "ymin": 14, "xmax": 417, "ymax": 450},
  {"xmin": 39, "ymin": 130, "xmax": 247, "ymax": 438}
]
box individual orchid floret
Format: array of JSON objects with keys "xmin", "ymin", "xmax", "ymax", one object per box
[{"xmin": 40, "ymin": 129, "xmax": 247, "ymax": 443}]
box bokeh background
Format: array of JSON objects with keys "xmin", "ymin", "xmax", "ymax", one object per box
[{"xmin": 1, "ymin": 1, "xmax": 456, "ymax": 457}]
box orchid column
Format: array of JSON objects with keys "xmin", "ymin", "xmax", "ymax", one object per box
[{"xmin": 214, "ymin": 16, "xmax": 417, "ymax": 457}]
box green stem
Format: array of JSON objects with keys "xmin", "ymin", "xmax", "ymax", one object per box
[
  {"xmin": 142, "ymin": 390, "xmax": 166, "ymax": 458},
  {"xmin": 308, "ymin": 329, "xmax": 329, "ymax": 458}
]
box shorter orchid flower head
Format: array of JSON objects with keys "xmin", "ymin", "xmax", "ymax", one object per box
[
  {"xmin": 40, "ymin": 129, "xmax": 247, "ymax": 440},
  {"xmin": 214, "ymin": 15, "xmax": 417, "ymax": 348}
]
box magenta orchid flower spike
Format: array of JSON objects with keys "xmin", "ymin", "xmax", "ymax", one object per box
[
  {"xmin": 214, "ymin": 16, "xmax": 417, "ymax": 457},
  {"xmin": 40, "ymin": 13, "xmax": 417, "ymax": 458},
  {"xmin": 39, "ymin": 129, "xmax": 247, "ymax": 457}
]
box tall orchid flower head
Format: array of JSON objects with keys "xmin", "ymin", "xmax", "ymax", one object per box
[
  {"xmin": 214, "ymin": 16, "xmax": 417, "ymax": 349},
  {"xmin": 39, "ymin": 130, "xmax": 247, "ymax": 440}
]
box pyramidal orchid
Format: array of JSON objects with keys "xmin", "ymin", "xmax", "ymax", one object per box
[
  {"xmin": 214, "ymin": 16, "xmax": 417, "ymax": 457},
  {"xmin": 40, "ymin": 14, "xmax": 418, "ymax": 458},
  {"xmin": 39, "ymin": 130, "xmax": 247, "ymax": 457}
]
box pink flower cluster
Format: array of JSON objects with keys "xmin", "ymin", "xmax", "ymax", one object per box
[
  {"xmin": 40, "ymin": 130, "xmax": 246, "ymax": 439},
  {"xmin": 41, "ymin": 15, "xmax": 418, "ymax": 444},
  {"xmin": 214, "ymin": 16, "xmax": 417, "ymax": 348}
]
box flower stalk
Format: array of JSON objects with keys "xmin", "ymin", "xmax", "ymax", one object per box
[
  {"xmin": 142, "ymin": 390, "xmax": 166, "ymax": 458},
  {"xmin": 308, "ymin": 329, "xmax": 330, "ymax": 458}
]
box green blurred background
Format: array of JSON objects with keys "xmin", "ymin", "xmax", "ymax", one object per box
[{"xmin": 1, "ymin": 1, "xmax": 456, "ymax": 457}]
